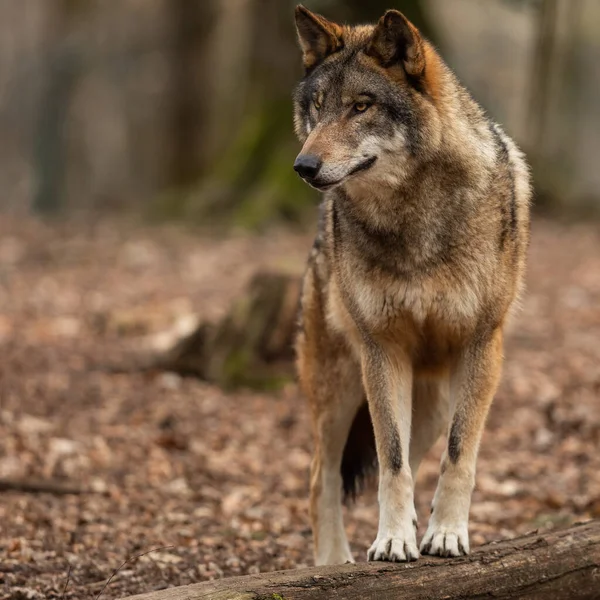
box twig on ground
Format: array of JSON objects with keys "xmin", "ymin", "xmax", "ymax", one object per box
[
  {"xmin": 60, "ymin": 564, "xmax": 72, "ymax": 599},
  {"xmin": 94, "ymin": 546, "xmax": 175, "ymax": 600},
  {"xmin": 0, "ymin": 478, "xmax": 89, "ymax": 495}
]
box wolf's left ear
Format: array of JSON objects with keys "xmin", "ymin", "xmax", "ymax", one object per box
[
  {"xmin": 295, "ymin": 5, "xmax": 343, "ymax": 71},
  {"xmin": 366, "ymin": 10, "xmax": 425, "ymax": 77}
]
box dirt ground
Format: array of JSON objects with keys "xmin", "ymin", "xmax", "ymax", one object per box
[{"xmin": 1, "ymin": 215, "xmax": 599, "ymax": 599}]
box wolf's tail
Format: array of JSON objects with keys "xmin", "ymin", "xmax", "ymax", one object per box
[{"xmin": 341, "ymin": 401, "xmax": 378, "ymax": 501}]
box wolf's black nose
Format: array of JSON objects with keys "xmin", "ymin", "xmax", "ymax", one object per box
[{"xmin": 294, "ymin": 154, "xmax": 322, "ymax": 180}]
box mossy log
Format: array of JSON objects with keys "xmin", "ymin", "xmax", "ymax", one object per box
[
  {"xmin": 123, "ymin": 521, "xmax": 600, "ymax": 599},
  {"xmin": 160, "ymin": 272, "xmax": 301, "ymax": 390}
]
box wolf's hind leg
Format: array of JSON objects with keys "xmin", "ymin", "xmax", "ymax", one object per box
[
  {"xmin": 308, "ymin": 377, "xmax": 363, "ymax": 565},
  {"xmin": 421, "ymin": 329, "xmax": 503, "ymax": 557},
  {"xmin": 297, "ymin": 284, "xmax": 363, "ymax": 565},
  {"xmin": 303, "ymin": 346, "xmax": 363, "ymax": 566}
]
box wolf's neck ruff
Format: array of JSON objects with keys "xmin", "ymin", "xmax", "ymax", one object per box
[
  {"xmin": 331, "ymin": 132, "xmax": 492, "ymax": 278},
  {"xmin": 331, "ymin": 188, "xmax": 449, "ymax": 278}
]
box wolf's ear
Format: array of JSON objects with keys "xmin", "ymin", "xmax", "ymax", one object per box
[
  {"xmin": 295, "ymin": 5, "xmax": 343, "ymax": 71},
  {"xmin": 366, "ymin": 10, "xmax": 425, "ymax": 77}
]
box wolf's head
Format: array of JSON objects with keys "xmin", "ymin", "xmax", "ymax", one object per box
[{"xmin": 292, "ymin": 6, "xmax": 444, "ymax": 194}]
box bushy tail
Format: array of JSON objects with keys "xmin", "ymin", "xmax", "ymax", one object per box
[{"xmin": 341, "ymin": 402, "xmax": 377, "ymax": 501}]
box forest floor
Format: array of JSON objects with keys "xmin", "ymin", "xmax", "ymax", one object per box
[{"xmin": 1, "ymin": 215, "xmax": 599, "ymax": 599}]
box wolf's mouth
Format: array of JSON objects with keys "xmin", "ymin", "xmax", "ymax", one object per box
[
  {"xmin": 348, "ymin": 155, "xmax": 378, "ymax": 177},
  {"xmin": 310, "ymin": 156, "xmax": 378, "ymax": 190}
]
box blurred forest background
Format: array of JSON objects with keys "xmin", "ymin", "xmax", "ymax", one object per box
[
  {"xmin": 2, "ymin": 2, "xmax": 600, "ymax": 598},
  {"xmin": 1, "ymin": 0, "xmax": 599, "ymax": 225}
]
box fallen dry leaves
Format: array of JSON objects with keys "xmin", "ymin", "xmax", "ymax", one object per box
[{"xmin": 0, "ymin": 215, "xmax": 599, "ymax": 598}]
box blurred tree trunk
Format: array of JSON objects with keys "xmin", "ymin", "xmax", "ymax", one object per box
[
  {"xmin": 160, "ymin": 0, "xmax": 312, "ymax": 227},
  {"xmin": 528, "ymin": 0, "xmax": 588, "ymax": 211},
  {"xmin": 203, "ymin": 0, "xmax": 254, "ymax": 161},
  {"xmin": 33, "ymin": 0, "xmax": 87, "ymax": 214},
  {"xmin": 166, "ymin": 0, "xmax": 213, "ymax": 189},
  {"xmin": 528, "ymin": 0, "xmax": 559, "ymax": 153}
]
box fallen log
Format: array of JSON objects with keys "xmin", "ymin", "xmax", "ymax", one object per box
[{"xmin": 123, "ymin": 520, "xmax": 600, "ymax": 599}]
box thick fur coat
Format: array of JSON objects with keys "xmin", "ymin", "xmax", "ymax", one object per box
[{"xmin": 293, "ymin": 6, "xmax": 531, "ymax": 565}]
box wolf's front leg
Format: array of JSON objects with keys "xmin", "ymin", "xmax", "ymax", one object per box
[
  {"xmin": 421, "ymin": 328, "xmax": 504, "ymax": 557},
  {"xmin": 362, "ymin": 346, "xmax": 418, "ymax": 562}
]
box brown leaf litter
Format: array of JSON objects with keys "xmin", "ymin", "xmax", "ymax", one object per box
[{"xmin": 0, "ymin": 215, "xmax": 599, "ymax": 598}]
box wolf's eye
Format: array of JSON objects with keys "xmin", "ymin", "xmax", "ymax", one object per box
[
  {"xmin": 354, "ymin": 102, "xmax": 370, "ymax": 113},
  {"xmin": 313, "ymin": 97, "xmax": 322, "ymax": 110}
]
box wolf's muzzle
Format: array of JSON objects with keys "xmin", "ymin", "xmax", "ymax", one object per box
[{"xmin": 294, "ymin": 154, "xmax": 322, "ymax": 181}]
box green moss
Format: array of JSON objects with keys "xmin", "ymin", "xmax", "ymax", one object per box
[
  {"xmin": 233, "ymin": 137, "xmax": 316, "ymax": 230},
  {"xmin": 217, "ymin": 346, "xmax": 292, "ymax": 392},
  {"xmin": 530, "ymin": 513, "xmax": 575, "ymax": 530},
  {"xmin": 152, "ymin": 96, "xmax": 316, "ymax": 231},
  {"xmin": 246, "ymin": 374, "xmax": 292, "ymax": 392},
  {"xmin": 220, "ymin": 347, "xmax": 252, "ymax": 389}
]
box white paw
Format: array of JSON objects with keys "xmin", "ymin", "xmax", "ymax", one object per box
[
  {"xmin": 420, "ymin": 522, "xmax": 469, "ymax": 557},
  {"xmin": 368, "ymin": 534, "xmax": 419, "ymax": 562}
]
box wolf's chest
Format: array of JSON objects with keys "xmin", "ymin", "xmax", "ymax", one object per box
[
  {"xmin": 343, "ymin": 270, "xmax": 480, "ymax": 337},
  {"xmin": 354, "ymin": 277, "xmax": 432, "ymax": 327}
]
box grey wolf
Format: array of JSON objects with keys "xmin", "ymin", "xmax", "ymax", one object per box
[{"xmin": 292, "ymin": 5, "xmax": 531, "ymax": 565}]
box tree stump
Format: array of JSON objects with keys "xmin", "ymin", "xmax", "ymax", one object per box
[{"xmin": 160, "ymin": 272, "xmax": 301, "ymax": 390}]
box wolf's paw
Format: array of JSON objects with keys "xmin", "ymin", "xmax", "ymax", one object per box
[
  {"xmin": 367, "ymin": 536, "xmax": 419, "ymax": 562},
  {"xmin": 420, "ymin": 524, "xmax": 469, "ymax": 557}
]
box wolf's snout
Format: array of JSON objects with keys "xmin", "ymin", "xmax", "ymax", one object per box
[{"xmin": 294, "ymin": 154, "xmax": 322, "ymax": 180}]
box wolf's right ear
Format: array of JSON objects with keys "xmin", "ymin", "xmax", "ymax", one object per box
[
  {"xmin": 366, "ymin": 10, "xmax": 425, "ymax": 77},
  {"xmin": 295, "ymin": 5, "xmax": 343, "ymax": 71}
]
